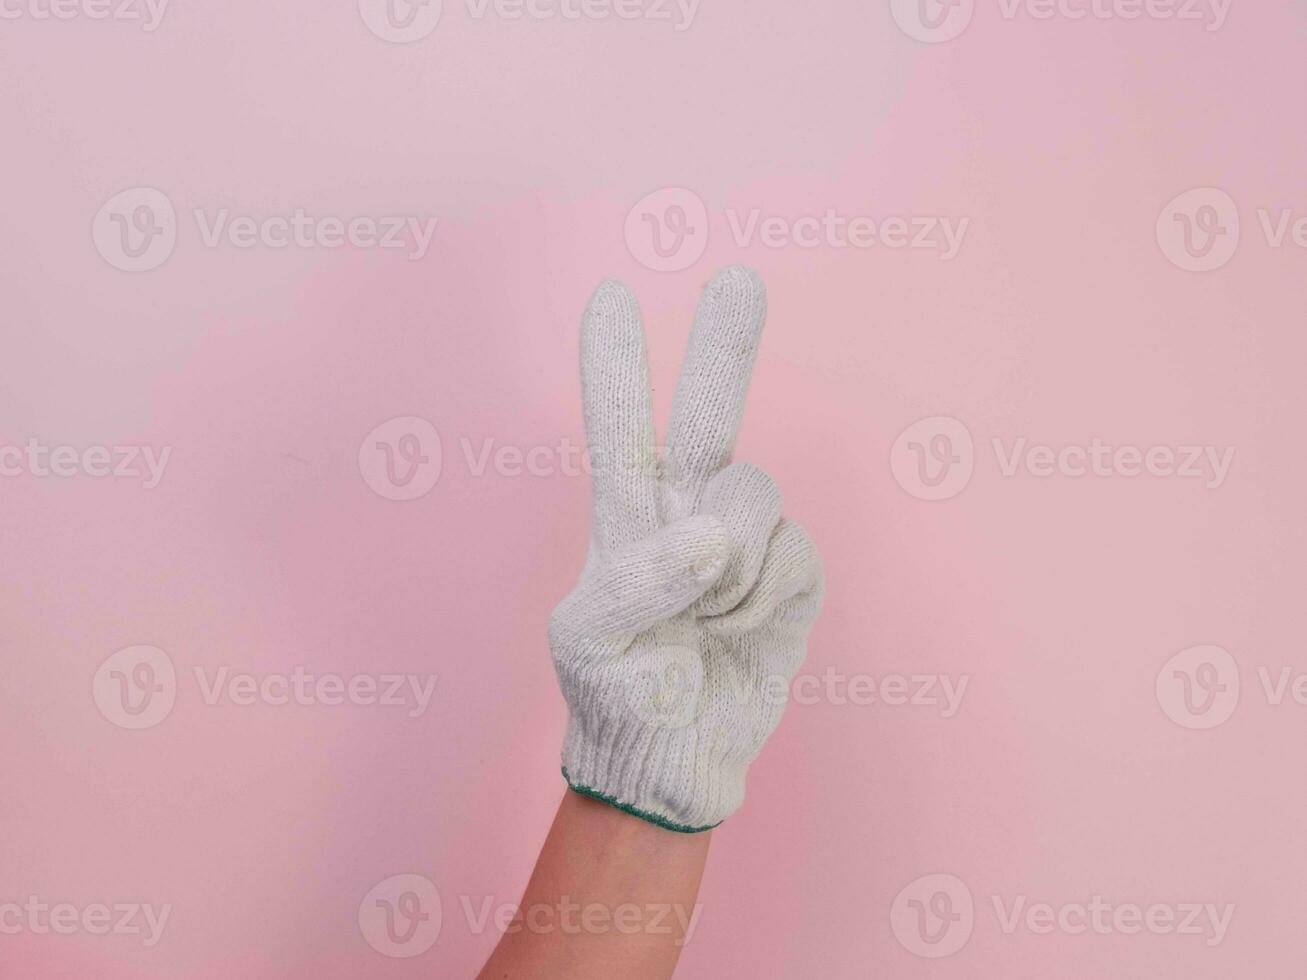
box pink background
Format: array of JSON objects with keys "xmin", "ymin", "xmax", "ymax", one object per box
[{"xmin": 2, "ymin": 1, "xmax": 1305, "ymax": 976}]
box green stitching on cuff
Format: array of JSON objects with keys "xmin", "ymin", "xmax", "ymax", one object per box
[{"xmin": 561, "ymin": 767, "xmax": 721, "ymax": 834}]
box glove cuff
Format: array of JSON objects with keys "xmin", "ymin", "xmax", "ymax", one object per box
[{"xmin": 559, "ymin": 713, "xmax": 745, "ymax": 833}]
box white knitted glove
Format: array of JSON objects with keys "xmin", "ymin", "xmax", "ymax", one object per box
[{"xmin": 549, "ymin": 266, "xmax": 824, "ymax": 833}]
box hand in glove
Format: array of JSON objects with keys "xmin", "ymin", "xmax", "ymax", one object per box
[{"xmin": 549, "ymin": 266, "xmax": 824, "ymax": 832}]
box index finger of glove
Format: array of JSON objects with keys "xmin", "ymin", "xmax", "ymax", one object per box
[
  {"xmin": 580, "ymin": 278, "xmax": 660, "ymax": 551},
  {"xmin": 664, "ymin": 266, "xmax": 767, "ymax": 517}
]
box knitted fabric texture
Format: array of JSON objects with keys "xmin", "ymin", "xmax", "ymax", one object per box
[{"xmin": 549, "ymin": 266, "xmax": 824, "ymax": 832}]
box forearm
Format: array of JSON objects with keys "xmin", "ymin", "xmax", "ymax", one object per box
[{"xmin": 477, "ymin": 790, "xmax": 711, "ymax": 980}]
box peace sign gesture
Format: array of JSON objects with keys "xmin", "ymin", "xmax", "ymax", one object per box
[{"xmin": 549, "ymin": 266, "xmax": 824, "ymax": 833}]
